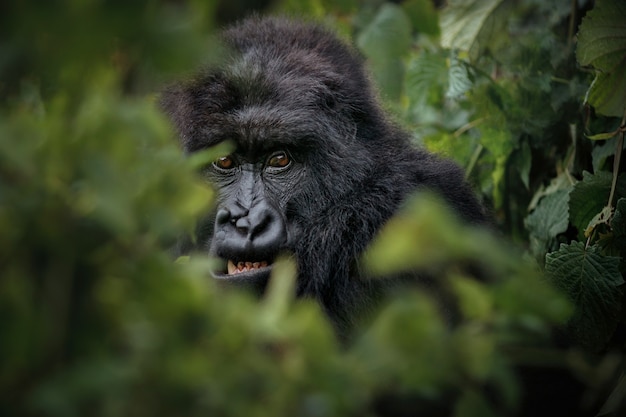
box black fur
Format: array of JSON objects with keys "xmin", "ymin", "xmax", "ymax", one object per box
[{"xmin": 160, "ymin": 16, "xmax": 488, "ymax": 336}]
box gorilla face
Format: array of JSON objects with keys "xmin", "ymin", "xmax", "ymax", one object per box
[
  {"xmin": 198, "ymin": 89, "xmax": 372, "ymax": 291},
  {"xmin": 206, "ymin": 141, "xmax": 303, "ymax": 286},
  {"xmin": 209, "ymin": 149, "xmax": 293, "ymax": 277}
]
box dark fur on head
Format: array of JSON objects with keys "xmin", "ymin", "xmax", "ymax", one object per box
[{"xmin": 161, "ymin": 16, "xmax": 487, "ymax": 336}]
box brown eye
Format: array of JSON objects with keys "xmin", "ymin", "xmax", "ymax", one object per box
[
  {"xmin": 267, "ymin": 151, "xmax": 290, "ymax": 168},
  {"xmin": 214, "ymin": 155, "xmax": 235, "ymax": 170}
]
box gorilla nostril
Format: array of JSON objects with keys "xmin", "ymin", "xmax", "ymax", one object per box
[{"xmin": 216, "ymin": 208, "xmax": 231, "ymax": 225}]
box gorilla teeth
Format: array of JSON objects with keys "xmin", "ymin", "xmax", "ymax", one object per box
[{"xmin": 227, "ymin": 260, "xmax": 269, "ymax": 275}]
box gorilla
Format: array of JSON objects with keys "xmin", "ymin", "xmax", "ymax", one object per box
[{"xmin": 160, "ymin": 16, "xmax": 488, "ymax": 336}]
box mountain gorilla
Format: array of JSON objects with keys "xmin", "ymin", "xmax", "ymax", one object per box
[{"xmin": 160, "ymin": 16, "xmax": 488, "ymax": 336}]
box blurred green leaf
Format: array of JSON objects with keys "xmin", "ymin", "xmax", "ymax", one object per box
[
  {"xmin": 260, "ymin": 257, "xmax": 298, "ymax": 329},
  {"xmin": 453, "ymin": 389, "xmax": 498, "ymax": 417},
  {"xmin": 353, "ymin": 292, "xmax": 453, "ymax": 389},
  {"xmin": 479, "ymin": 128, "xmax": 514, "ymax": 209},
  {"xmin": 406, "ymin": 51, "xmax": 448, "ymax": 107},
  {"xmin": 363, "ymin": 194, "xmax": 493, "ymax": 275},
  {"xmin": 450, "ymin": 275, "xmax": 492, "ymax": 321},
  {"xmin": 403, "ymin": 0, "xmax": 440, "ymax": 37},
  {"xmin": 525, "ymin": 188, "xmax": 571, "ymax": 258},
  {"xmin": 357, "ymin": 3, "xmax": 412, "ymax": 99},
  {"xmin": 587, "ymin": 131, "xmax": 620, "ymax": 141},
  {"xmin": 446, "ymin": 57, "xmax": 474, "ymax": 99},
  {"xmin": 440, "ymin": 0, "xmax": 504, "ymax": 52}
]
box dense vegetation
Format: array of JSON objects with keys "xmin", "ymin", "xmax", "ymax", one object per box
[{"xmin": 1, "ymin": 0, "xmax": 624, "ymax": 416}]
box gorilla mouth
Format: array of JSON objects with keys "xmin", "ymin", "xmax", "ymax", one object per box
[
  {"xmin": 227, "ymin": 260, "xmax": 271, "ymax": 275},
  {"xmin": 212, "ymin": 258, "xmax": 272, "ymax": 295}
]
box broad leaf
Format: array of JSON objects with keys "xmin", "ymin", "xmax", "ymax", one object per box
[
  {"xmin": 545, "ymin": 242, "xmax": 624, "ymax": 350},
  {"xmin": 479, "ymin": 127, "xmax": 514, "ymax": 209},
  {"xmin": 446, "ymin": 57, "xmax": 474, "ymax": 99},
  {"xmin": 525, "ymin": 188, "xmax": 571, "ymax": 258},
  {"xmin": 576, "ymin": 0, "xmax": 626, "ymax": 117},
  {"xmin": 612, "ymin": 198, "xmax": 626, "ymax": 238},
  {"xmin": 569, "ymin": 171, "xmax": 626, "ymax": 239},
  {"xmin": 405, "ymin": 51, "xmax": 448, "ymax": 108},
  {"xmin": 364, "ymin": 194, "xmax": 498, "ymax": 275},
  {"xmin": 402, "ymin": 0, "xmax": 439, "ymax": 37},
  {"xmin": 440, "ymin": 0, "xmax": 505, "ymax": 51},
  {"xmin": 357, "ymin": 3, "xmax": 411, "ymax": 99},
  {"xmin": 592, "ymin": 137, "xmax": 620, "ymax": 172},
  {"xmin": 357, "ymin": 3, "xmax": 411, "ymax": 58}
]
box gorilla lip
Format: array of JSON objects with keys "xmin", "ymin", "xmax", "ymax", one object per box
[{"xmin": 227, "ymin": 260, "xmax": 270, "ymax": 275}]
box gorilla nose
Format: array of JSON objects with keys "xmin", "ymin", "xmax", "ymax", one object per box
[{"xmin": 215, "ymin": 202, "xmax": 286, "ymax": 257}]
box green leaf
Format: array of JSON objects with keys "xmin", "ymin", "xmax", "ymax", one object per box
[
  {"xmin": 569, "ymin": 172, "xmax": 626, "ymax": 239},
  {"xmin": 517, "ymin": 141, "xmax": 532, "ymax": 190},
  {"xmin": 608, "ymin": 198, "xmax": 626, "ymax": 257},
  {"xmin": 357, "ymin": 3, "xmax": 412, "ymax": 99},
  {"xmin": 576, "ymin": 0, "xmax": 626, "ymax": 117},
  {"xmin": 479, "ymin": 127, "xmax": 514, "ymax": 209},
  {"xmin": 446, "ymin": 57, "xmax": 474, "ymax": 99},
  {"xmin": 364, "ymin": 195, "xmax": 465, "ymax": 275},
  {"xmin": 587, "ymin": 131, "xmax": 619, "ymax": 141},
  {"xmin": 453, "ymin": 389, "xmax": 499, "ymax": 417},
  {"xmin": 612, "ymin": 198, "xmax": 626, "ymax": 238},
  {"xmin": 440, "ymin": 0, "xmax": 505, "ymax": 51},
  {"xmin": 261, "ymin": 257, "xmax": 298, "ymax": 326},
  {"xmin": 357, "ymin": 3, "xmax": 412, "ymax": 57},
  {"xmin": 367, "ymin": 59, "xmax": 405, "ymax": 101},
  {"xmin": 592, "ymin": 137, "xmax": 620, "ymax": 172},
  {"xmin": 525, "ymin": 188, "xmax": 571, "ymax": 258},
  {"xmin": 402, "ymin": 0, "xmax": 439, "ymax": 37},
  {"xmin": 450, "ymin": 275, "xmax": 492, "ymax": 321},
  {"xmin": 364, "ymin": 194, "xmax": 496, "ymax": 275},
  {"xmin": 405, "ymin": 51, "xmax": 448, "ymax": 107},
  {"xmin": 545, "ymin": 242, "xmax": 624, "ymax": 350},
  {"xmin": 584, "ymin": 205, "xmax": 613, "ymax": 237},
  {"xmin": 353, "ymin": 293, "xmax": 453, "ymax": 389},
  {"xmin": 321, "ymin": 0, "xmax": 357, "ymax": 14}
]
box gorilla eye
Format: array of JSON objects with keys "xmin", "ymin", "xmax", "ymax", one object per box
[
  {"xmin": 267, "ymin": 151, "xmax": 291, "ymax": 169},
  {"xmin": 214, "ymin": 155, "xmax": 235, "ymax": 170}
]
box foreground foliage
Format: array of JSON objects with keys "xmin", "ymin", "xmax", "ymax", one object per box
[{"xmin": 1, "ymin": 0, "xmax": 624, "ymax": 416}]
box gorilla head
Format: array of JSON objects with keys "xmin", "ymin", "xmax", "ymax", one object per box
[{"xmin": 161, "ymin": 16, "xmax": 487, "ymax": 334}]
